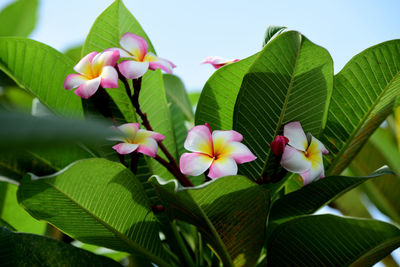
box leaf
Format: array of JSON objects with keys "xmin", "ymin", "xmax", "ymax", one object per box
[
  {"xmin": 0, "ymin": 0, "xmax": 39, "ymax": 37},
  {"xmin": 0, "ymin": 37, "xmax": 83, "ymax": 117},
  {"xmin": 140, "ymin": 70, "xmax": 178, "ymax": 179},
  {"xmin": 0, "ymin": 227, "xmax": 121, "ymax": 266},
  {"xmin": 269, "ymin": 166, "xmax": 392, "ymax": 222},
  {"xmin": 82, "ymin": 0, "xmax": 154, "ymax": 123},
  {"xmin": 267, "ymin": 214, "xmax": 400, "ymax": 267},
  {"xmin": 349, "ymin": 128, "xmax": 400, "ymax": 224},
  {"xmin": 262, "ymin": 25, "xmax": 286, "ymax": 46},
  {"xmin": 322, "ymin": 39, "xmax": 400, "ymax": 175},
  {"xmin": 233, "ymin": 31, "xmax": 333, "ymax": 180},
  {"xmin": 163, "ymin": 74, "xmax": 193, "ymax": 156},
  {"xmin": 82, "ymin": 0, "xmax": 177, "ymax": 178},
  {"xmin": 195, "ymin": 53, "xmax": 258, "ymax": 130},
  {"xmin": 18, "ymin": 158, "xmax": 171, "ymax": 266},
  {"xmin": 0, "ymin": 182, "xmax": 46, "ymax": 234},
  {"xmin": 0, "ymin": 110, "xmax": 115, "ymax": 149},
  {"xmin": 150, "ymin": 175, "xmax": 269, "ymax": 267},
  {"xmin": 188, "ymin": 91, "xmax": 201, "ymax": 107},
  {"xmin": 64, "ymin": 44, "xmax": 83, "ymax": 62}
]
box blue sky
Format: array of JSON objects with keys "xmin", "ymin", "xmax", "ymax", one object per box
[{"xmin": 2, "ymin": 0, "xmax": 400, "ymax": 91}]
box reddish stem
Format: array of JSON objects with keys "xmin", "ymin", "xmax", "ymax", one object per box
[{"xmin": 121, "ymin": 74, "xmax": 193, "ymax": 187}]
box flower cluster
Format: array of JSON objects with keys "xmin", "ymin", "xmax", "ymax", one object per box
[
  {"xmin": 64, "ymin": 33, "xmax": 328, "ymax": 185},
  {"xmin": 64, "ymin": 32, "xmax": 175, "ymax": 99}
]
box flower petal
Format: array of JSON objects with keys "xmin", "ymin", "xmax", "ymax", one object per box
[
  {"xmin": 184, "ymin": 125, "xmax": 213, "ymax": 156},
  {"xmin": 280, "ymin": 145, "xmax": 311, "ymax": 173},
  {"xmin": 92, "ymin": 50, "xmax": 120, "ymax": 74},
  {"xmin": 117, "ymin": 123, "xmax": 140, "ymax": 139},
  {"xmin": 180, "ymin": 152, "xmax": 213, "ymax": 176},
  {"xmin": 300, "ymin": 156, "xmax": 324, "ymax": 185},
  {"xmin": 137, "ymin": 137, "xmax": 159, "ymax": 158},
  {"xmin": 74, "ymin": 77, "xmax": 101, "ymax": 99},
  {"xmin": 208, "ymin": 156, "xmax": 238, "ymax": 179},
  {"xmin": 284, "ymin": 121, "xmax": 308, "ymax": 151},
  {"xmin": 73, "ymin": 51, "xmax": 98, "ymax": 76},
  {"xmin": 135, "ymin": 129, "xmax": 165, "ymax": 143},
  {"xmin": 100, "ymin": 66, "xmax": 119, "ymax": 88},
  {"xmin": 112, "ymin": 143, "xmax": 139, "ymax": 154},
  {"xmin": 64, "ymin": 74, "xmax": 88, "ymax": 90},
  {"xmin": 118, "ymin": 60, "xmax": 149, "ymax": 79},
  {"xmin": 201, "ymin": 56, "xmax": 239, "ymax": 69},
  {"xmin": 212, "ymin": 130, "xmax": 244, "ymax": 156},
  {"xmin": 311, "ymin": 135, "xmax": 329, "ymax": 155},
  {"xmin": 212, "ymin": 130, "xmax": 243, "ymax": 142},
  {"xmin": 223, "ymin": 141, "xmax": 257, "ymax": 164},
  {"xmin": 120, "ymin": 32, "xmax": 148, "ymax": 61},
  {"xmin": 105, "ymin": 47, "xmax": 132, "ymax": 58},
  {"xmin": 145, "ymin": 52, "xmax": 176, "ymax": 73}
]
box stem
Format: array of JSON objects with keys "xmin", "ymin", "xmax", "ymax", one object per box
[
  {"xmin": 169, "ymin": 221, "xmax": 195, "ymax": 267},
  {"xmin": 120, "ymin": 74, "xmax": 193, "ymax": 187},
  {"xmin": 130, "ymin": 153, "xmax": 139, "ymax": 174}
]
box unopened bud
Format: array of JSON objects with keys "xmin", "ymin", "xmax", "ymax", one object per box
[{"xmin": 270, "ymin": 135, "xmax": 289, "ymax": 156}]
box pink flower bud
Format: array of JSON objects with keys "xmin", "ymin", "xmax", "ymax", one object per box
[{"xmin": 270, "ymin": 135, "xmax": 289, "ymax": 156}]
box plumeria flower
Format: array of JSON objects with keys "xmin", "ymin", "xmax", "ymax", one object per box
[
  {"xmin": 201, "ymin": 56, "xmax": 239, "ymax": 69},
  {"xmin": 280, "ymin": 121, "xmax": 329, "ymax": 185},
  {"xmin": 64, "ymin": 50, "xmax": 120, "ymax": 99},
  {"xmin": 111, "ymin": 123, "xmax": 165, "ymax": 158},
  {"xmin": 180, "ymin": 123, "xmax": 256, "ymax": 179},
  {"xmin": 107, "ymin": 32, "xmax": 176, "ymax": 79}
]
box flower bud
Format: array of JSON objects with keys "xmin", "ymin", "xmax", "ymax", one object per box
[{"xmin": 270, "ymin": 135, "xmax": 289, "ymax": 156}]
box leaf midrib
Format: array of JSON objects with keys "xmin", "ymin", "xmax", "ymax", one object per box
[
  {"xmin": 261, "ymin": 33, "xmax": 303, "ymax": 175},
  {"xmin": 327, "ymin": 70, "xmax": 400, "ymax": 175},
  {"xmin": 34, "ymin": 178, "xmax": 169, "ymax": 267}
]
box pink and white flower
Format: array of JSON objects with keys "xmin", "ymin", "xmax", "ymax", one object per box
[
  {"xmin": 111, "ymin": 123, "xmax": 165, "ymax": 158},
  {"xmin": 201, "ymin": 56, "xmax": 239, "ymax": 69},
  {"xmin": 107, "ymin": 32, "xmax": 176, "ymax": 79},
  {"xmin": 280, "ymin": 121, "xmax": 329, "ymax": 185},
  {"xmin": 64, "ymin": 51, "xmax": 120, "ymax": 99},
  {"xmin": 180, "ymin": 123, "xmax": 256, "ymax": 179}
]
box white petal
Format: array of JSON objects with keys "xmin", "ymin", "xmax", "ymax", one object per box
[
  {"xmin": 280, "ymin": 146, "xmax": 311, "ymax": 173},
  {"xmin": 284, "ymin": 121, "xmax": 308, "ymax": 151},
  {"xmin": 180, "ymin": 153, "xmax": 213, "ymax": 176},
  {"xmin": 208, "ymin": 156, "xmax": 238, "ymax": 179}
]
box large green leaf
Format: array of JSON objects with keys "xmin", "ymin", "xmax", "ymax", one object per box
[
  {"xmin": 269, "ymin": 167, "xmax": 392, "ymax": 222},
  {"xmin": 350, "ymin": 127, "xmax": 400, "ymax": 224},
  {"xmin": 0, "ymin": 0, "xmax": 38, "ymax": 37},
  {"xmin": 163, "ymin": 74, "xmax": 193, "ymax": 156},
  {"xmin": 150, "ymin": 175, "xmax": 269, "ymax": 267},
  {"xmin": 0, "ymin": 227, "xmax": 121, "ymax": 266},
  {"xmin": 195, "ymin": 53, "xmax": 258, "ymax": 130},
  {"xmin": 0, "ymin": 182, "xmax": 46, "ymax": 234},
  {"xmin": 322, "ymin": 39, "xmax": 400, "ymax": 175},
  {"xmin": 82, "ymin": 0, "xmax": 154, "ymax": 124},
  {"xmin": 267, "ymin": 215, "xmax": 400, "ymax": 266},
  {"xmin": 233, "ymin": 31, "xmax": 333, "ymax": 180},
  {"xmin": 18, "ymin": 159, "xmax": 171, "ymax": 266},
  {"xmin": 0, "ymin": 38, "xmax": 83, "ymax": 117}
]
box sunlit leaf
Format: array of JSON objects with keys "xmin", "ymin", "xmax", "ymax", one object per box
[
  {"xmin": 322, "ymin": 39, "xmax": 400, "ymax": 175},
  {"xmin": 18, "ymin": 158, "xmax": 171, "ymax": 266},
  {"xmin": 233, "ymin": 31, "xmax": 333, "ymax": 180},
  {"xmin": 0, "ymin": 38, "xmax": 83, "ymax": 117},
  {"xmin": 0, "ymin": 0, "xmax": 39, "ymax": 37},
  {"xmin": 195, "ymin": 53, "xmax": 257, "ymax": 130}
]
